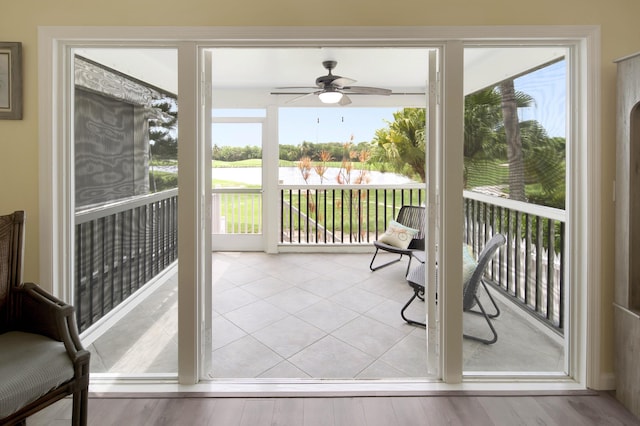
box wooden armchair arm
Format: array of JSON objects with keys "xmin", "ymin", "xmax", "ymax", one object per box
[{"xmin": 14, "ymin": 282, "xmax": 90, "ymax": 364}]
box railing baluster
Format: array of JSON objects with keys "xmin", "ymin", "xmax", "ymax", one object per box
[
  {"xmin": 392, "ymin": 188, "xmax": 396, "ymax": 215},
  {"xmin": 349, "ymin": 189, "xmax": 353, "ymax": 243},
  {"xmin": 289, "ymin": 190, "xmax": 293, "ymax": 242},
  {"xmin": 297, "ymin": 189, "xmax": 301, "ymax": 243},
  {"xmin": 525, "ymin": 213, "xmax": 531, "ymax": 306},
  {"xmin": 536, "ymin": 216, "xmax": 543, "ymax": 313},
  {"xmin": 314, "ymin": 189, "xmax": 319, "ymax": 242},
  {"xmin": 357, "ymin": 189, "xmax": 362, "ymax": 242},
  {"xmin": 508, "ymin": 209, "xmax": 514, "ymax": 295},
  {"xmin": 305, "ymin": 189, "xmax": 309, "ymax": 243},
  {"xmin": 483, "ymin": 201, "xmax": 489, "ymax": 246},
  {"xmin": 490, "ymin": 204, "xmax": 497, "ymax": 280},
  {"xmin": 324, "ymin": 189, "xmax": 328, "ymax": 242},
  {"xmin": 332, "ymin": 189, "xmax": 336, "ymax": 243},
  {"xmin": 498, "ymin": 206, "xmax": 504, "ymax": 290},
  {"xmin": 341, "ymin": 189, "xmax": 345, "ymax": 243},
  {"xmin": 559, "ymin": 221, "xmax": 565, "ymax": 331},
  {"xmin": 547, "ymin": 219, "xmax": 555, "ymax": 324},
  {"xmin": 515, "ymin": 211, "xmax": 522, "ymax": 300},
  {"xmin": 365, "ymin": 189, "xmax": 369, "ymax": 243},
  {"xmin": 76, "ymin": 224, "xmax": 84, "ymax": 329},
  {"xmin": 126, "ymin": 209, "xmax": 133, "ymax": 291}
]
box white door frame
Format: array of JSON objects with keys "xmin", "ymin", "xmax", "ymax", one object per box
[
  {"xmin": 38, "ymin": 25, "xmax": 601, "ymax": 390},
  {"xmin": 210, "ymin": 116, "xmax": 266, "ymax": 251}
]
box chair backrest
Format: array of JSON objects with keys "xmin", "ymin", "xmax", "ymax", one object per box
[
  {"xmin": 0, "ymin": 211, "xmax": 25, "ymax": 332},
  {"xmin": 462, "ymin": 233, "xmax": 506, "ymax": 310},
  {"xmin": 395, "ymin": 205, "xmax": 426, "ymax": 250}
]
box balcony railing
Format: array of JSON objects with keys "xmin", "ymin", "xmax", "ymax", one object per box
[
  {"xmin": 279, "ymin": 184, "xmax": 425, "ymax": 244},
  {"xmin": 212, "ymin": 187, "xmax": 262, "ymax": 234},
  {"xmin": 74, "ymin": 183, "xmax": 565, "ymax": 337},
  {"xmin": 463, "ymin": 190, "xmax": 565, "ymax": 335},
  {"xmin": 75, "ymin": 189, "xmax": 178, "ymax": 332}
]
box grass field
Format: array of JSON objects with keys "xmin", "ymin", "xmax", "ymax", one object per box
[{"xmin": 212, "ymin": 183, "xmax": 424, "ymax": 236}]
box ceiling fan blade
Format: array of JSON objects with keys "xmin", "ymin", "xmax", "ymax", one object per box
[
  {"xmin": 284, "ymin": 92, "xmax": 319, "ymax": 104},
  {"xmin": 273, "ymin": 86, "xmax": 319, "ymax": 90},
  {"xmin": 270, "ymin": 91, "xmax": 315, "ymax": 95},
  {"xmin": 342, "ymin": 86, "xmax": 392, "ymax": 95},
  {"xmin": 331, "ymin": 77, "xmax": 356, "ymax": 87},
  {"xmin": 339, "ymin": 94, "xmax": 352, "ymax": 106}
]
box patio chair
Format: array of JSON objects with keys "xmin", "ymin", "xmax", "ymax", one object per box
[
  {"xmin": 402, "ymin": 233, "xmax": 505, "ymax": 345},
  {"xmin": 462, "ymin": 233, "xmax": 506, "ymax": 344},
  {"xmin": 369, "ymin": 205, "xmax": 426, "ymax": 276},
  {"xmin": 0, "ymin": 211, "xmax": 90, "ymax": 426}
]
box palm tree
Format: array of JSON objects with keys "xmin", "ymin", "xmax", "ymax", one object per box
[
  {"xmin": 464, "ymin": 82, "xmax": 544, "ymax": 201},
  {"xmin": 370, "ymin": 108, "xmax": 426, "ymax": 182},
  {"xmin": 464, "ymin": 87, "xmax": 504, "ymax": 186},
  {"xmin": 500, "ymin": 79, "xmax": 526, "ymax": 201}
]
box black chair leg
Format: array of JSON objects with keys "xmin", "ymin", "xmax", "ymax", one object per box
[
  {"xmin": 463, "ymin": 296, "xmax": 498, "ymax": 344},
  {"xmin": 404, "ymin": 256, "xmax": 413, "ymax": 277},
  {"xmin": 369, "ymin": 248, "xmax": 405, "ymax": 272},
  {"xmin": 401, "ymin": 284, "xmax": 426, "ymax": 327},
  {"xmin": 479, "ymin": 279, "xmax": 500, "ymax": 319}
]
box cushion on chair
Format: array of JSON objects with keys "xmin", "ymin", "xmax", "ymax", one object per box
[
  {"xmin": 0, "ymin": 331, "xmax": 74, "ymax": 418},
  {"xmin": 377, "ymin": 220, "xmax": 419, "ymax": 249},
  {"xmin": 462, "ymin": 244, "xmax": 478, "ymax": 287}
]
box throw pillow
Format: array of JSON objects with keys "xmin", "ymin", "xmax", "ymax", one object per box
[
  {"xmin": 377, "ymin": 220, "xmax": 419, "ymax": 249},
  {"xmin": 462, "ymin": 244, "xmax": 478, "ymax": 286}
]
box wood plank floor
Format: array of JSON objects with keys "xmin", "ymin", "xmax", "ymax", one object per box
[{"xmin": 28, "ymin": 392, "xmax": 640, "ymax": 425}]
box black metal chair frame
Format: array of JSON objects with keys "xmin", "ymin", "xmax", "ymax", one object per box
[
  {"xmin": 402, "ymin": 264, "xmax": 427, "ymax": 327},
  {"xmin": 462, "ymin": 233, "xmax": 505, "ymax": 344},
  {"xmin": 401, "ymin": 233, "xmax": 505, "ymax": 345},
  {"xmin": 369, "ymin": 205, "xmax": 426, "ymax": 277}
]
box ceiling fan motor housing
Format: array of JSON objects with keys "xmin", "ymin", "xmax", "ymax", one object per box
[{"xmin": 316, "ymin": 60, "xmax": 342, "ymax": 87}]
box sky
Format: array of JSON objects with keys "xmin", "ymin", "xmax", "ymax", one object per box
[
  {"xmin": 211, "ymin": 60, "xmax": 566, "ymax": 149},
  {"xmin": 278, "ymin": 107, "xmax": 399, "ymax": 146},
  {"xmin": 514, "ymin": 59, "xmax": 566, "ymax": 139}
]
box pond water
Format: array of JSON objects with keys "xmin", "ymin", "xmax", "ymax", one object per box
[
  {"xmin": 213, "ymin": 167, "xmax": 416, "ymax": 186},
  {"xmin": 155, "ymin": 165, "xmax": 417, "ymax": 186}
]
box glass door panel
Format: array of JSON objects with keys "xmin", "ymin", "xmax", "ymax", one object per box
[
  {"xmin": 73, "ymin": 47, "xmax": 179, "ymax": 376},
  {"xmin": 462, "ymin": 46, "xmax": 568, "ymax": 375},
  {"xmin": 211, "ymin": 118, "xmax": 265, "ymax": 251}
]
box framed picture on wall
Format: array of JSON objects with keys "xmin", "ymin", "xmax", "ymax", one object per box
[{"xmin": 0, "ymin": 42, "xmax": 22, "ymax": 120}]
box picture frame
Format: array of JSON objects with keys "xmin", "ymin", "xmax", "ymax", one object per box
[{"xmin": 0, "ymin": 42, "xmax": 23, "ymax": 120}]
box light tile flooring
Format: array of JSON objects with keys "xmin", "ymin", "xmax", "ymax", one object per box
[{"xmin": 87, "ymin": 252, "xmax": 564, "ymax": 379}]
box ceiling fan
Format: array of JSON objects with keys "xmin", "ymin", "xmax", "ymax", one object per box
[{"xmin": 270, "ymin": 60, "xmax": 392, "ymax": 105}]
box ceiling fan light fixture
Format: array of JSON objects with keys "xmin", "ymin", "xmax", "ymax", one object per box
[{"xmin": 318, "ymin": 90, "xmax": 343, "ymax": 104}]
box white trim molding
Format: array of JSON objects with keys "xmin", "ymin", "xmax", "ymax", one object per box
[{"xmin": 38, "ymin": 25, "xmax": 601, "ymax": 389}]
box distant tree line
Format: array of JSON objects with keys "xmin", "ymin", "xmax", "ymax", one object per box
[
  {"xmin": 279, "ymin": 140, "xmax": 371, "ymax": 162},
  {"xmin": 212, "ymin": 145, "xmax": 262, "ymax": 162},
  {"xmin": 209, "ymin": 140, "xmax": 373, "ymax": 163}
]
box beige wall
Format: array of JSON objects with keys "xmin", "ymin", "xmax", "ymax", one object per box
[{"xmin": 2, "ymin": 0, "xmax": 639, "ymax": 384}]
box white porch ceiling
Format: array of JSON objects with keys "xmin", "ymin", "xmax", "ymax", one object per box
[{"xmin": 75, "ymin": 46, "xmax": 566, "ymax": 106}]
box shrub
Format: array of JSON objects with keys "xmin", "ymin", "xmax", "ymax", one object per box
[{"xmin": 149, "ymin": 171, "xmax": 177, "ymax": 192}]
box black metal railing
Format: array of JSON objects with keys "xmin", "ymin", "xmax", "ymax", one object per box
[
  {"xmin": 463, "ymin": 190, "xmax": 565, "ymax": 335},
  {"xmin": 72, "ymin": 183, "xmax": 565, "ymax": 338},
  {"xmin": 279, "ymin": 184, "xmax": 425, "ymax": 244},
  {"xmin": 74, "ymin": 189, "xmax": 178, "ymax": 332}
]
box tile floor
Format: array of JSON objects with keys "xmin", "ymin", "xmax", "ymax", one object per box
[{"xmin": 87, "ymin": 252, "xmax": 564, "ymax": 379}]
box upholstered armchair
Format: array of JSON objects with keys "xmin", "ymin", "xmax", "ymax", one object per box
[{"xmin": 0, "ymin": 211, "xmax": 90, "ymax": 425}]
